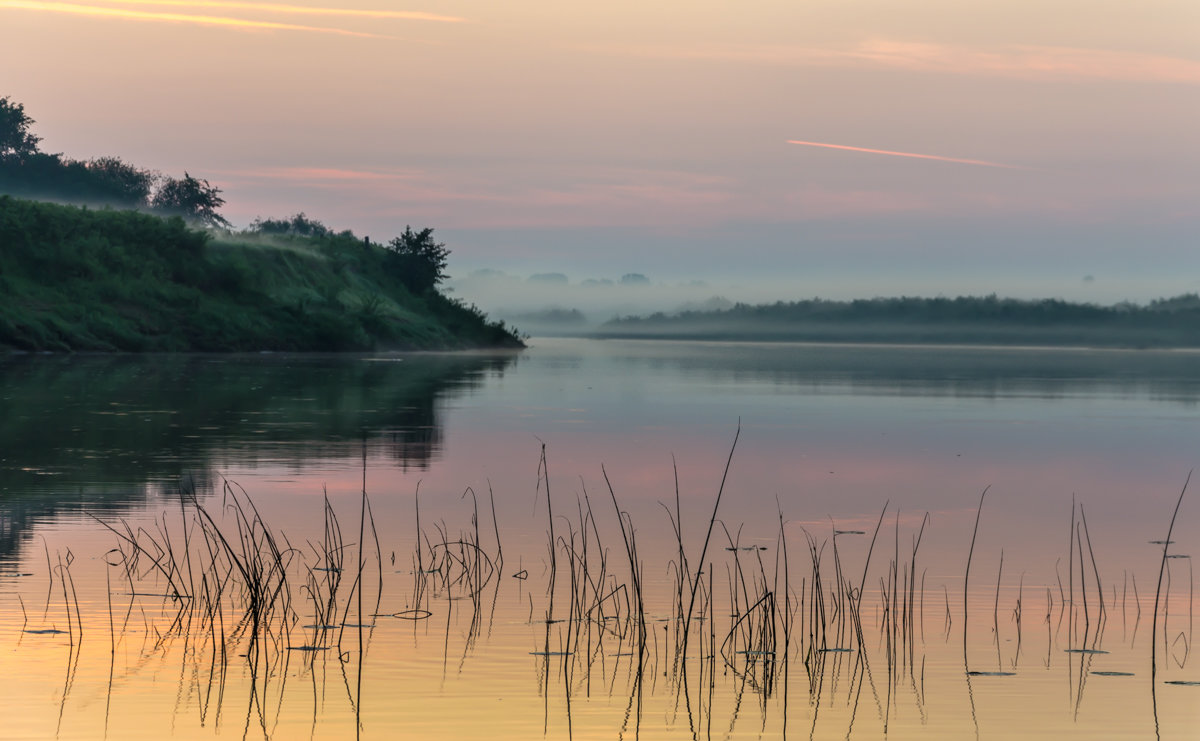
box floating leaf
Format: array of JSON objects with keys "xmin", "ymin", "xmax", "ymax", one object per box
[
  {"xmin": 1065, "ymin": 648, "xmax": 1109, "ymax": 655},
  {"xmin": 530, "ymin": 651, "xmax": 572, "ymax": 656},
  {"xmin": 834, "ymin": 530, "xmax": 866, "ymax": 536},
  {"xmin": 1164, "ymin": 680, "xmax": 1200, "ymax": 686},
  {"xmin": 967, "ymin": 671, "xmax": 1016, "ymax": 676},
  {"xmin": 1092, "ymin": 671, "xmax": 1134, "ymax": 676},
  {"xmin": 23, "ymin": 628, "xmax": 66, "ymax": 635},
  {"xmin": 287, "ymin": 645, "xmax": 328, "ymax": 652}
]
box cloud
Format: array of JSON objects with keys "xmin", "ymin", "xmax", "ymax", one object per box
[
  {"xmin": 103, "ymin": 0, "xmax": 464, "ymax": 22},
  {"xmin": 581, "ymin": 38, "xmax": 1200, "ymax": 85},
  {"xmin": 221, "ymin": 166, "xmax": 426, "ymax": 183},
  {"xmin": 0, "ymin": 0, "xmax": 392, "ymax": 35},
  {"xmin": 786, "ymin": 139, "xmax": 1025, "ymax": 169}
]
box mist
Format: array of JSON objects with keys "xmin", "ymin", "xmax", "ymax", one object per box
[{"xmin": 449, "ymin": 264, "xmax": 1200, "ymax": 337}]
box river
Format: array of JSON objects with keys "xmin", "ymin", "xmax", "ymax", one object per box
[{"xmin": 1, "ymin": 338, "xmax": 1197, "ymax": 739}]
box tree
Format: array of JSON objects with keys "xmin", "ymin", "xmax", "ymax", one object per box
[
  {"xmin": 249, "ymin": 212, "xmax": 331, "ymax": 238},
  {"xmin": 0, "ymin": 97, "xmax": 41, "ymax": 159},
  {"xmin": 385, "ymin": 226, "xmax": 450, "ymax": 294},
  {"xmin": 151, "ymin": 172, "xmax": 231, "ymax": 228},
  {"xmin": 85, "ymin": 156, "xmax": 156, "ymax": 206}
]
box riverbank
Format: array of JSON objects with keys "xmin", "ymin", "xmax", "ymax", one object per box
[{"xmin": 0, "ymin": 196, "xmax": 523, "ymax": 352}]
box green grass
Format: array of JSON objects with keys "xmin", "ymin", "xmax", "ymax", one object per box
[{"xmin": 0, "ymin": 196, "xmax": 522, "ymax": 352}]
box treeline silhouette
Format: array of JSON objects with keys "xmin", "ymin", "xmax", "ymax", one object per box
[
  {"xmin": 599, "ymin": 295, "xmax": 1200, "ymax": 347},
  {"xmin": 1, "ymin": 96, "xmax": 230, "ymax": 225}
]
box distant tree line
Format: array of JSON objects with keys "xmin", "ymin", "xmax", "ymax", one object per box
[
  {"xmin": 617, "ymin": 294, "xmax": 1200, "ymax": 326},
  {"xmin": 0, "ymin": 96, "xmax": 230, "ymax": 227},
  {"xmin": 598, "ymin": 294, "xmax": 1200, "ymax": 347}
]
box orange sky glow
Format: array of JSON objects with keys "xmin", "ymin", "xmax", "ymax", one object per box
[{"xmin": 0, "ymin": 0, "xmax": 390, "ymax": 35}]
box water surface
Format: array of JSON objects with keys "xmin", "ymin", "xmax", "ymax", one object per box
[{"xmin": 1, "ymin": 339, "xmax": 1197, "ymax": 739}]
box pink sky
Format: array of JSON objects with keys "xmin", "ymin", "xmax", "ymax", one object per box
[{"xmin": 2, "ymin": 0, "xmax": 1197, "ymax": 300}]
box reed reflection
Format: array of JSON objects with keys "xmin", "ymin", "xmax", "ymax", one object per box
[{"xmin": 4, "ymin": 459, "xmax": 1195, "ymax": 739}]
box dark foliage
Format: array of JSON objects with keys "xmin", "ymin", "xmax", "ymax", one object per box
[
  {"xmin": 248, "ymin": 212, "xmax": 332, "ymax": 238},
  {"xmin": 0, "ymin": 96, "xmax": 40, "ymax": 158},
  {"xmin": 151, "ymin": 172, "xmax": 231, "ymax": 228},
  {"xmin": 385, "ymin": 226, "xmax": 450, "ymax": 294}
]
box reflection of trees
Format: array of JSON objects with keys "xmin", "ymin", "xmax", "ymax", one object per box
[{"xmin": 0, "ymin": 352, "xmax": 518, "ymax": 559}]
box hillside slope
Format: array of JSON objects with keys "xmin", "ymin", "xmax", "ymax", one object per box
[{"xmin": 0, "ymin": 196, "xmax": 522, "ymax": 351}]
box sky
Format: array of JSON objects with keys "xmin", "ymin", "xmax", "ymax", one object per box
[{"xmin": 2, "ymin": 0, "xmax": 1198, "ymax": 304}]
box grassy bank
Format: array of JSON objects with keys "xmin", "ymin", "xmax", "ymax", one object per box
[{"xmin": 0, "ymin": 196, "xmax": 522, "ymax": 351}]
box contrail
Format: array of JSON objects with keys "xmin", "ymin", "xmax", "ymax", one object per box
[
  {"xmin": 787, "ymin": 139, "xmax": 1023, "ymax": 169},
  {"xmin": 0, "ymin": 0, "xmax": 391, "ymax": 36},
  {"xmin": 103, "ymin": 0, "xmax": 465, "ymax": 22}
]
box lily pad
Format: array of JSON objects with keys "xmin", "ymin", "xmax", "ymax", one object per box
[{"xmin": 1092, "ymin": 671, "xmax": 1134, "ymax": 676}]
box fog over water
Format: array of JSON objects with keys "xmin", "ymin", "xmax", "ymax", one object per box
[{"xmin": 450, "ymin": 267, "xmax": 1200, "ymax": 335}]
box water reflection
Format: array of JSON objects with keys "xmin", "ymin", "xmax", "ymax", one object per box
[{"xmin": 0, "ymin": 351, "xmax": 518, "ymax": 559}]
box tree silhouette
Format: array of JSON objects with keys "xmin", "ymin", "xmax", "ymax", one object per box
[
  {"xmin": 0, "ymin": 96, "xmax": 42, "ymax": 159},
  {"xmin": 85, "ymin": 156, "xmax": 156, "ymax": 207},
  {"xmin": 386, "ymin": 226, "xmax": 450, "ymax": 294},
  {"xmin": 151, "ymin": 172, "xmax": 231, "ymax": 228}
]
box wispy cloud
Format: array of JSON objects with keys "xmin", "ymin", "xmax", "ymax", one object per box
[
  {"xmin": 223, "ymin": 166, "xmax": 426, "ymax": 183},
  {"xmin": 103, "ymin": 0, "xmax": 464, "ymax": 22},
  {"xmin": 0, "ymin": 0, "xmax": 397, "ymax": 35},
  {"xmin": 581, "ymin": 39, "xmax": 1200, "ymax": 85},
  {"xmin": 787, "ymin": 139, "xmax": 1024, "ymax": 169}
]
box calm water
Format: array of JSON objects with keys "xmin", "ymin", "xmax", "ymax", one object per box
[{"xmin": 1, "ymin": 339, "xmax": 1198, "ymax": 739}]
